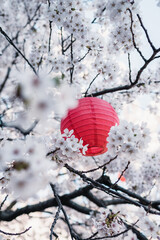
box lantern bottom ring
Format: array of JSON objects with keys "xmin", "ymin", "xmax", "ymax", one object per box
[{"xmin": 86, "ymin": 146, "xmax": 104, "ymax": 156}]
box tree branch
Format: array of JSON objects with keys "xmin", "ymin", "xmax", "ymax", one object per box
[
  {"xmin": 0, "ymin": 173, "xmax": 159, "ymax": 222},
  {"xmin": 0, "ymin": 4, "xmax": 41, "ymax": 56},
  {"xmin": 127, "ymin": 8, "xmax": 146, "ymax": 61},
  {"xmin": 0, "ymin": 120, "xmax": 38, "ymax": 136},
  {"xmin": 79, "ymin": 156, "xmax": 117, "ymax": 174},
  {"xmin": 0, "ymin": 67, "xmax": 11, "ymax": 94},
  {"xmin": 128, "ymin": 53, "xmax": 133, "ymax": 84},
  {"xmin": 48, "ymin": 21, "xmax": 52, "ymax": 52},
  {"xmin": 86, "ymin": 47, "xmax": 160, "ymax": 97},
  {"xmin": 84, "ymin": 73, "xmax": 100, "ymax": 97},
  {"xmin": 0, "ymin": 226, "xmax": 31, "ymax": 236},
  {"xmin": 111, "ymin": 161, "xmax": 130, "ymax": 187},
  {"xmin": 0, "ymin": 195, "xmax": 8, "ymax": 211},
  {"xmin": 50, "ymin": 206, "xmax": 61, "ymax": 240},
  {"xmin": 0, "ymin": 27, "xmax": 37, "ymax": 75},
  {"xmin": 137, "ymin": 14, "xmax": 156, "ymax": 51},
  {"xmin": 50, "ymin": 183, "xmax": 75, "ymax": 240},
  {"xmin": 65, "ymin": 164, "xmax": 160, "ymax": 215}
]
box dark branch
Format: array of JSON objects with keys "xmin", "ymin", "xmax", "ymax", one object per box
[
  {"xmin": 50, "ymin": 206, "xmax": 61, "ymax": 240},
  {"xmin": 78, "ymin": 48, "xmax": 91, "ymax": 62},
  {"xmin": 84, "ymin": 192, "xmax": 106, "ymax": 207},
  {"xmin": 84, "ymin": 73, "xmax": 100, "ymax": 97},
  {"xmin": 86, "ymin": 47, "xmax": 160, "ymax": 97},
  {"xmin": 0, "ymin": 27, "xmax": 37, "ymax": 75},
  {"xmin": 0, "ymin": 195, "xmax": 8, "ymax": 211},
  {"xmin": 0, "ymin": 173, "xmax": 159, "ymax": 222},
  {"xmin": 137, "ymin": 14, "xmax": 156, "ymax": 51},
  {"xmin": 91, "ymin": 7, "xmax": 106, "ymax": 24},
  {"xmin": 111, "ymin": 161, "xmax": 130, "ymax": 187},
  {"xmin": 0, "ymin": 67, "xmax": 11, "ymax": 93},
  {"xmin": 48, "ymin": 21, "xmax": 53, "ymax": 52},
  {"xmin": 0, "ymin": 226, "xmax": 31, "ymax": 236},
  {"xmin": 50, "ymin": 183, "xmax": 74, "ymax": 240},
  {"xmin": 127, "ymin": 8, "xmax": 146, "ymax": 61},
  {"xmin": 79, "ymin": 156, "xmax": 117, "ymax": 174},
  {"xmin": 124, "ymin": 222, "xmax": 148, "ymax": 240},
  {"xmin": 0, "ymin": 4, "xmax": 41, "ymax": 56},
  {"xmin": 65, "ymin": 164, "xmax": 160, "ymax": 214},
  {"xmin": 65, "ymin": 200, "xmax": 91, "ymax": 215},
  {"xmin": 128, "ymin": 53, "xmax": 132, "ymax": 84},
  {"xmin": 0, "ymin": 120, "xmax": 38, "ymax": 136}
]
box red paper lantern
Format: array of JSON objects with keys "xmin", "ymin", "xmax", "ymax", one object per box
[{"xmin": 60, "ymin": 97, "xmax": 119, "ymax": 156}]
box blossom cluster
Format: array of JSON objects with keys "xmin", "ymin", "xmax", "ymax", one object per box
[
  {"xmin": 107, "ymin": 120, "xmax": 150, "ymax": 157},
  {"xmin": 100, "ymin": 120, "xmax": 160, "ymax": 194},
  {"xmin": 93, "ymin": 208, "xmax": 138, "ymax": 239},
  {"xmin": 47, "ymin": 0, "xmax": 87, "ymax": 37},
  {"xmin": 93, "ymin": 0, "xmax": 141, "ymax": 53},
  {"xmin": 48, "ymin": 128, "xmax": 88, "ymax": 164},
  {"xmin": 0, "ymin": 0, "xmax": 160, "ymax": 239},
  {"xmin": 93, "ymin": 207, "xmax": 160, "ymax": 240},
  {"xmin": 17, "ymin": 73, "xmax": 78, "ymax": 120},
  {"xmin": 93, "ymin": 209, "xmax": 125, "ymax": 237},
  {"xmin": 0, "ymin": 137, "xmax": 53, "ymax": 200}
]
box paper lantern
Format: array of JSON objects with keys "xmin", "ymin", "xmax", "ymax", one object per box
[{"xmin": 60, "ymin": 97, "xmax": 119, "ymax": 156}]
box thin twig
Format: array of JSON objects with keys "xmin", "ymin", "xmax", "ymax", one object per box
[
  {"xmin": 154, "ymin": 55, "xmax": 160, "ymax": 59},
  {"xmin": 50, "ymin": 183, "xmax": 75, "ymax": 240},
  {"xmin": 65, "ymin": 164, "xmax": 160, "ymax": 215},
  {"xmin": 0, "ymin": 227, "xmax": 31, "ymax": 236},
  {"xmin": 127, "ymin": 8, "xmax": 146, "ymax": 62},
  {"xmin": 48, "ymin": 21, "xmax": 53, "ymax": 52},
  {"xmin": 80, "ymin": 156, "xmax": 117, "ymax": 174},
  {"xmin": 112, "ymin": 161, "xmax": 130, "ymax": 187},
  {"xmin": 82, "ymin": 228, "xmax": 129, "ymax": 240},
  {"xmin": 84, "ymin": 73, "xmax": 100, "ymax": 97},
  {"xmin": 63, "ymin": 40, "xmax": 76, "ymax": 52},
  {"xmin": 50, "ymin": 206, "xmax": 61, "ymax": 240},
  {"xmin": 60, "ymin": 27, "xmax": 65, "ymax": 55},
  {"xmin": 0, "ymin": 4, "xmax": 41, "ymax": 56},
  {"xmin": 137, "ymin": 14, "xmax": 156, "ymax": 51},
  {"xmin": 46, "ymin": 148, "xmax": 60, "ymax": 157},
  {"xmin": 70, "ymin": 65, "xmax": 74, "ymax": 84},
  {"xmin": 78, "ymin": 49, "xmax": 91, "ymax": 62},
  {"xmin": 70, "ymin": 34, "xmax": 74, "ymax": 84},
  {"xmin": 84, "ymin": 192, "xmax": 106, "ymax": 207},
  {"xmin": 0, "ymin": 67, "xmax": 11, "ymax": 93},
  {"xmin": 0, "ymin": 195, "xmax": 8, "ymax": 210},
  {"xmin": 48, "ymin": 0, "xmax": 51, "ymax": 7},
  {"xmin": 82, "ymin": 220, "xmax": 147, "ymax": 240},
  {"xmin": 124, "ymin": 221, "xmax": 148, "ymax": 240},
  {"xmin": 128, "ymin": 53, "xmax": 132, "ymax": 84},
  {"xmin": 91, "ymin": 7, "xmax": 106, "ymax": 24},
  {"xmin": 71, "ymin": 34, "xmax": 74, "ymax": 62},
  {"xmin": 0, "ymin": 120, "xmax": 38, "ymax": 136},
  {"xmin": 65, "ymin": 164, "xmax": 142, "ymax": 206},
  {"xmin": 86, "ymin": 47, "xmax": 160, "ymax": 97},
  {"xmin": 0, "ymin": 27, "xmax": 37, "ymax": 75}
]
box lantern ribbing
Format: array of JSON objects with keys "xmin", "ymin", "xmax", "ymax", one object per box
[{"xmin": 60, "ymin": 97, "xmax": 119, "ymax": 156}]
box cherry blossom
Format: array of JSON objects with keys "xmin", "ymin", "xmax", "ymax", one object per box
[{"xmin": 0, "ymin": 0, "xmax": 160, "ymax": 239}]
